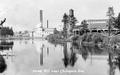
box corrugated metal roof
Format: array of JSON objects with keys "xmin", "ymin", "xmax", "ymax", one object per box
[{"xmin": 88, "ymin": 23, "xmax": 108, "ymax": 30}]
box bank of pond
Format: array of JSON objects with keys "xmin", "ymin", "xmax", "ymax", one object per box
[
  {"xmin": 0, "ymin": 40, "xmax": 14, "ymax": 50},
  {"xmin": 46, "ymin": 33, "xmax": 120, "ymax": 49}
]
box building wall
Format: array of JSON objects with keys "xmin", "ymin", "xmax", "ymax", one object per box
[
  {"xmin": 33, "ymin": 28, "xmax": 54, "ymax": 38},
  {"xmin": 86, "ymin": 19, "xmax": 108, "ymax": 30}
]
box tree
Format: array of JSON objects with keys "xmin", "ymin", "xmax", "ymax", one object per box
[
  {"xmin": 106, "ymin": 7, "xmax": 115, "ymax": 36},
  {"xmin": 80, "ymin": 20, "xmax": 89, "ymax": 34},
  {"xmin": 68, "ymin": 9, "xmax": 78, "ymax": 35},
  {"xmin": 0, "ymin": 27, "xmax": 14, "ymax": 36},
  {"xmin": 114, "ymin": 13, "xmax": 120, "ymax": 30},
  {"xmin": 62, "ymin": 9, "xmax": 78, "ymax": 37},
  {"xmin": 53, "ymin": 28, "xmax": 59, "ymax": 34},
  {"xmin": 81, "ymin": 20, "xmax": 88, "ymax": 29},
  {"xmin": 0, "ymin": 18, "xmax": 6, "ymax": 27},
  {"xmin": 62, "ymin": 13, "xmax": 69, "ymax": 38}
]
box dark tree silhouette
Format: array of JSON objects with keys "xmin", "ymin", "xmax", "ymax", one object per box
[
  {"xmin": 53, "ymin": 28, "xmax": 59, "ymax": 34},
  {"xmin": 114, "ymin": 13, "xmax": 120, "ymax": 30},
  {"xmin": 0, "ymin": 27, "xmax": 14, "ymax": 36},
  {"xmin": 62, "ymin": 13, "xmax": 69, "ymax": 38},
  {"xmin": 0, "ymin": 18, "xmax": 6, "ymax": 26},
  {"xmin": 0, "ymin": 55, "xmax": 7, "ymax": 73},
  {"xmin": 0, "ymin": 41, "xmax": 14, "ymax": 50},
  {"xmin": 0, "ymin": 18, "xmax": 14, "ymax": 37},
  {"xmin": 81, "ymin": 20, "xmax": 88, "ymax": 29}
]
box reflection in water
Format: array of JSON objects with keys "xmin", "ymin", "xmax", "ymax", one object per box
[
  {"xmin": 54, "ymin": 44, "xmax": 57, "ymax": 47},
  {"xmin": 0, "ymin": 40, "xmax": 14, "ymax": 50},
  {"xmin": 1, "ymin": 39, "xmax": 120, "ymax": 75},
  {"xmin": 72, "ymin": 41, "xmax": 120, "ymax": 75},
  {"xmin": 47, "ymin": 47, "xmax": 49, "ymax": 55},
  {"xmin": 108, "ymin": 50, "xmax": 120, "ymax": 75},
  {"xmin": 34, "ymin": 40, "xmax": 120, "ymax": 75},
  {"xmin": 24, "ymin": 41, "xmax": 28, "ymax": 44},
  {"xmin": 62, "ymin": 41, "xmax": 109, "ymax": 67},
  {"xmin": 80, "ymin": 45, "xmax": 90, "ymax": 61},
  {"xmin": 40, "ymin": 44, "xmax": 44, "ymax": 66},
  {"xmin": 62, "ymin": 43, "xmax": 77, "ymax": 67},
  {"xmin": 0, "ymin": 55, "xmax": 7, "ymax": 73},
  {"xmin": 116, "ymin": 55, "xmax": 120, "ymax": 70},
  {"xmin": 108, "ymin": 52, "xmax": 116, "ymax": 75},
  {"xmin": 34, "ymin": 41, "xmax": 51, "ymax": 66},
  {"xmin": 0, "ymin": 40, "xmax": 14, "ymax": 74},
  {"xmin": 32, "ymin": 40, "xmax": 34, "ymax": 44},
  {"xmin": 72, "ymin": 42, "xmax": 108, "ymax": 61}
]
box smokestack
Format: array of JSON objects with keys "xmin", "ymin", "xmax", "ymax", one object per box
[
  {"xmin": 69, "ymin": 9, "xmax": 74, "ymax": 17},
  {"xmin": 40, "ymin": 10, "xmax": 43, "ymax": 28},
  {"xmin": 47, "ymin": 20, "xmax": 49, "ymax": 28}
]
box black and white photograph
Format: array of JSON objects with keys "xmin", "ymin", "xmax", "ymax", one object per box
[{"xmin": 0, "ymin": 0, "xmax": 120, "ymax": 75}]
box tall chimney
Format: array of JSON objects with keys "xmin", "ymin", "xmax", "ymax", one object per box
[
  {"xmin": 40, "ymin": 10, "xmax": 43, "ymax": 28},
  {"xmin": 47, "ymin": 20, "xmax": 49, "ymax": 28},
  {"xmin": 69, "ymin": 9, "xmax": 74, "ymax": 17}
]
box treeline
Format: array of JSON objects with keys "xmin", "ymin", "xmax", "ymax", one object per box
[
  {"xmin": 0, "ymin": 41, "xmax": 14, "ymax": 50},
  {"xmin": 0, "ymin": 27, "xmax": 14, "ymax": 36}
]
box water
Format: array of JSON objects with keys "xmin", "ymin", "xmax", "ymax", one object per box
[{"xmin": 0, "ymin": 39, "xmax": 120, "ymax": 75}]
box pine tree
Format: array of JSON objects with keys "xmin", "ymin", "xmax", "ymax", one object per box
[
  {"xmin": 81, "ymin": 20, "xmax": 88, "ymax": 29},
  {"xmin": 114, "ymin": 13, "xmax": 120, "ymax": 30},
  {"xmin": 62, "ymin": 13, "xmax": 69, "ymax": 38}
]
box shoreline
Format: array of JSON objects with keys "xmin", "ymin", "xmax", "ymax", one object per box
[{"xmin": 0, "ymin": 37, "xmax": 45, "ymax": 40}]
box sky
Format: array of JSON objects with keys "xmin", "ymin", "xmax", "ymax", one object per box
[{"xmin": 0, "ymin": 0, "xmax": 120, "ymax": 31}]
